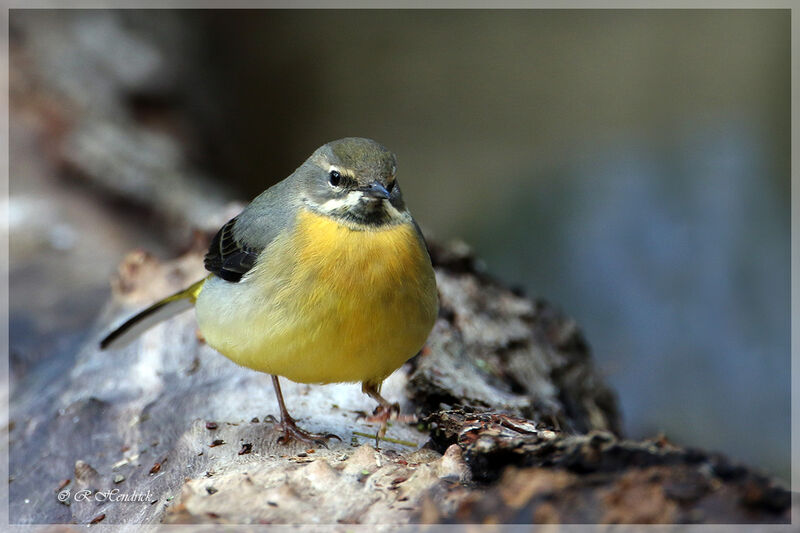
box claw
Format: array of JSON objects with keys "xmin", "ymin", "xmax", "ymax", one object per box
[
  {"xmin": 268, "ymin": 375, "xmax": 341, "ymax": 448},
  {"xmin": 275, "ymin": 420, "xmax": 341, "ymax": 447},
  {"xmin": 365, "ymin": 402, "xmax": 401, "ymax": 421},
  {"xmin": 360, "ymin": 382, "xmax": 420, "ymax": 448},
  {"xmin": 361, "ymin": 403, "xmax": 405, "ymax": 448}
]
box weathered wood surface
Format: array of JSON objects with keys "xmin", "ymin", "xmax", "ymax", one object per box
[
  {"xmin": 9, "ymin": 234, "xmax": 620, "ymax": 525},
  {"xmin": 8, "ymin": 240, "xmax": 790, "ymax": 526}
]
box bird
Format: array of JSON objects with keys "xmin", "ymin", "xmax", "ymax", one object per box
[{"xmin": 100, "ymin": 137, "xmax": 439, "ymax": 446}]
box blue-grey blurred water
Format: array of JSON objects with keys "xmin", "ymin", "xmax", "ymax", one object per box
[{"xmin": 470, "ymin": 119, "xmax": 789, "ymax": 479}]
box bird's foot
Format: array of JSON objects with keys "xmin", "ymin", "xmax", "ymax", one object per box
[
  {"xmin": 364, "ymin": 402, "xmax": 400, "ymax": 424},
  {"xmin": 267, "ymin": 415, "xmax": 340, "ymax": 448},
  {"xmin": 363, "ymin": 403, "xmax": 417, "ymax": 442},
  {"xmin": 364, "ymin": 403, "xmax": 418, "ymax": 424}
]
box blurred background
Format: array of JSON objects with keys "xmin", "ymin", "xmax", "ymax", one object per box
[{"xmin": 9, "ymin": 10, "xmax": 790, "ymax": 481}]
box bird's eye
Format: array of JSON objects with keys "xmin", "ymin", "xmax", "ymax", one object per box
[
  {"xmin": 387, "ymin": 180, "xmax": 395, "ymax": 193},
  {"xmin": 328, "ymin": 170, "xmax": 341, "ymax": 187}
]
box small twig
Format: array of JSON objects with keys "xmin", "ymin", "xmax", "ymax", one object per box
[{"xmin": 352, "ymin": 431, "xmax": 417, "ymax": 448}]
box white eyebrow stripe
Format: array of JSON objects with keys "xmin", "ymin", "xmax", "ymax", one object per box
[{"xmin": 327, "ymin": 164, "xmax": 355, "ymax": 178}]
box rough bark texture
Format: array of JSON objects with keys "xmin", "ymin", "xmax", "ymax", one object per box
[
  {"xmin": 8, "ymin": 9, "xmax": 790, "ymax": 528},
  {"xmin": 423, "ymin": 410, "xmax": 789, "ymax": 524},
  {"xmin": 9, "ymin": 238, "xmax": 624, "ymax": 526},
  {"xmin": 8, "ymin": 241, "xmax": 790, "ymax": 526}
]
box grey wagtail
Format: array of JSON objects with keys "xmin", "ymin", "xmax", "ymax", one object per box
[{"xmin": 100, "ymin": 137, "xmax": 439, "ymax": 445}]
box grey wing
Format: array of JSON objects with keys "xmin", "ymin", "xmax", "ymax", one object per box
[
  {"xmin": 204, "ymin": 177, "xmax": 299, "ymax": 283},
  {"xmin": 204, "ymin": 217, "xmax": 261, "ymax": 282}
]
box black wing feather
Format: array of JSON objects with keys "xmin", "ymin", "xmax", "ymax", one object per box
[{"xmin": 204, "ymin": 217, "xmax": 261, "ymax": 282}]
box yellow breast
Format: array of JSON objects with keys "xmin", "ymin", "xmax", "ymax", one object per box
[{"xmin": 195, "ymin": 209, "xmax": 438, "ymax": 385}]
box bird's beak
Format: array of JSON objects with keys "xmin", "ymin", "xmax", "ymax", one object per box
[{"xmin": 362, "ymin": 182, "xmax": 390, "ymax": 200}]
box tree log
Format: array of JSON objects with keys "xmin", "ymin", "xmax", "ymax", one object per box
[{"xmin": 8, "ymin": 239, "xmax": 789, "ymax": 525}]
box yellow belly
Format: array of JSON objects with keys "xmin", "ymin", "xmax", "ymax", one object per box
[{"xmin": 195, "ymin": 209, "xmax": 438, "ymax": 385}]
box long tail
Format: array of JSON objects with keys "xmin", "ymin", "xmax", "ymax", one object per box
[{"xmin": 99, "ymin": 278, "xmax": 206, "ymax": 350}]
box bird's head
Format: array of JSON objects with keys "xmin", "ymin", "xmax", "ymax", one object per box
[{"xmin": 298, "ymin": 137, "xmax": 409, "ymax": 228}]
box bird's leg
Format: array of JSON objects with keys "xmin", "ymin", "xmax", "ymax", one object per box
[
  {"xmin": 363, "ymin": 381, "xmax": 400, "ymax": 416},
  {"xmin": 270, "ymin": 375, "xmax": 340, "ymax": 447},
  {"xmin": 361, "ymin": 382, "xmax": 404, "ymax": 441}
]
